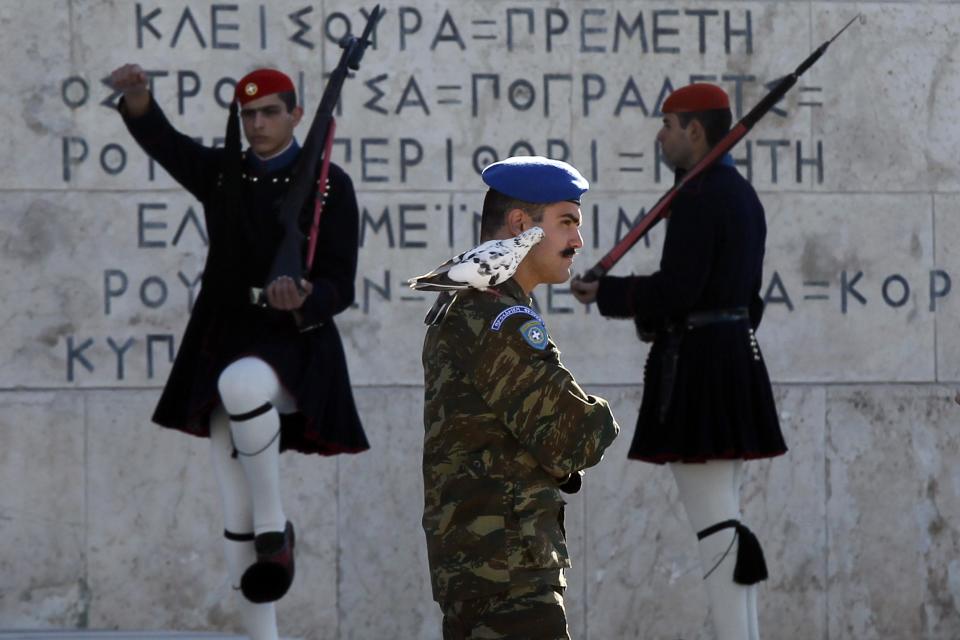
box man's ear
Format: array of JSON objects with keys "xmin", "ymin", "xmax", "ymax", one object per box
[
  {"xmin": 688, "ymin": 117, "xmax": 705, "ymax": 144},
  {"xmin": 505, "ymin": 208, "xmax": 528, "ymax": 236},
  {"xmin": 291, "ymin": 105, "xmax": 304, "ymax": 127}
]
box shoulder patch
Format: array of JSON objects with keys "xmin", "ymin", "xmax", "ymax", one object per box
[
  {"xmin": 519, "ymin": 319, "xmax": 549, "ymax": 350},
  {"xmin": 490, "ymin": 305, "xmax": 543, "ymax": 331}
]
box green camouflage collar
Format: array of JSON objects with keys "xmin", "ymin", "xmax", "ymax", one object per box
[{"xmin": 493, "ymin": 278, "xmax": 530, "ymax": 305}]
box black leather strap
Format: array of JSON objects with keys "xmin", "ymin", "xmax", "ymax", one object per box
[
  {"xmin": 224, "ymin": 529, "xmax": 256, "ymax": 542},
  {"xmin": 697, "ymin": 518, "xmax": 740, "ymax": 540},
  {"xmin": 229, "ymin": 402, "xmax": 273, "ymax": 422}
]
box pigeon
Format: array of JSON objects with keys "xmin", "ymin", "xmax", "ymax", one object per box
[{"xmin": 407, "ymin": 227, "xmax": 545, "ymax": 291}]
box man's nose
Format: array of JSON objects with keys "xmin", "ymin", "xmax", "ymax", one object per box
[{"xmin": 571, "ymin": 229, "xmax": 583, "ymax": 249}]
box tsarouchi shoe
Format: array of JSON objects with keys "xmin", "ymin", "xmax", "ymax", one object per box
[{"xmin": 241, "ymin": 520, "xmax": 295, "ymax": 603}]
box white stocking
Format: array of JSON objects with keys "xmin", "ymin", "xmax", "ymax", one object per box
[
  {"xmin": 210, "ymin": 409, "xmax": 279, "ymax": 640},
  {"xmin": 217, "ymin": 357, "xmax": 294, "ymax": 536},
  {"xmin": 670, "ymin": 460, "xmax": 760, "ymax": 640},
  {"xmin": 748, "ymin": 580, "xmax": 760, "ymax": 639}
]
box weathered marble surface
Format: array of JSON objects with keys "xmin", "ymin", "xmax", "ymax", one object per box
[
  {"xmin": 2, "ymin": 0, "xmax": 958, "ymax": 389},
  {"xmin": 9, "ymin": 2, "xmax": 957, "ymax": 194},
  {"xmin": 933, "ymin": 193, "xmax": 960, "ymax": 382},
  {"xmin": 336, "ymin": 387, "xmax": 440, "ymax": 640},
  {"xmin": 757, "ymin": 192, "xmax": 937, "ymax": 383},
  {"xmin": 80, "ymin": 391, "xmax": 340, "ymax": 637},
  {"xmin": 0, "ymin": 188, "xmax": 945, "ymax": 388},
  {"xmin": 1, "ymin": 384, "xmax": 959, "ymax": 638},
  {"xmin": 0, "ymin": 393, "xmax": 87, "ymax": 628},
  {"xmin": 2, "ymin": 0, "xmax": 960, "ymax": 637},
  {"xmin": 0, "ymin": 2, "xmax": 73, "ymax": 193},
  {"xmin": 0, "ymin": 191, "xmax": 205, "ymax": 388},
  {"xmin": 582, "ymin": 385, "xmax": 828, "ymax": 640},
  {"xmin": 825, "ymin": 385, "xmax": 960, "ymax": 640},
  {"xmin": 812, "ymin": 3, "xmax": 960, "ymax": 194}
]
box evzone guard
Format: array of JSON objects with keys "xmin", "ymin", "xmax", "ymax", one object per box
[
  {"xmin": 110, "ymin": 63, "xmax": 368, "ymax": 639},
  {"xmin": 571, "ymin": 20, "xmax": 856, "ymax": 635},
  {"xmin": 573, "ymin": 82, "xmax": 786, "ymax": 640}
]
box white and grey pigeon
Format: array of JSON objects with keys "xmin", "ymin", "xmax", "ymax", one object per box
[{"xmin": 407, "ymin": 227, "xmax": 545, "ymax": 291}]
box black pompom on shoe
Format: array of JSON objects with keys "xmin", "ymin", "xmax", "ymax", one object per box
[{"xmin": 241, "ymin": 521, "xmax": 295, "ymax": 603}]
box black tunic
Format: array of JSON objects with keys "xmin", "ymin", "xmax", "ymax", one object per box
[
  {"xmin": 596, "ymin": 163, "xmax": 785, "ymax": 463},
  {"xmin": 121, "ymin": 98, "xmax": 369, "ymax": 456}
]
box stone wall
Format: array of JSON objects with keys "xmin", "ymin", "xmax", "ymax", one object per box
[{"xmin": 1, "ymin": 1, "xmax": 958, "ymax": 638}]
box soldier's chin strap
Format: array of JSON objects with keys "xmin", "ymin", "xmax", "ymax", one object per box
[{"xmin": 697, "ymin": 519, "xmax": 768, "ymax": 585}]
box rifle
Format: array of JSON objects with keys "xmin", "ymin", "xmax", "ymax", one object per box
[
  {"xmin": 581, "ymin": 14, "xmax": 859, "ymax": 282},
  {"xmin": 267, "ymin": 5, "xmax": 383, "ymax": 290}
]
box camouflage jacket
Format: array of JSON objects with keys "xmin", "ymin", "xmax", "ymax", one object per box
[{"xmin": 421, "ymin": 279, "xmax": 619, "ymax": 604}]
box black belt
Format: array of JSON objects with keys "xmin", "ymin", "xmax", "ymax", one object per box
[
  {"xmin": 684, "ymin": 307, "xmax": 749, "ymax": 329},
  {"xmin": 658, "ymin": 306, "xmax": 750, "ymax": 423}
]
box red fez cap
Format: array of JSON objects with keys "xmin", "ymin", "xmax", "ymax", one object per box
[
  {"xmin": 235, "ymin": 69, "xmax": 295, "ymax": 106},
  {"xmin": 662, "ymin": 83, "xmax": 730, "ymax": 113}
]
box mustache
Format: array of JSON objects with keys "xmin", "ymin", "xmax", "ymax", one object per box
[{"xmin": 561, "ymin": 247, "xmax": 579, "ymax": 258}]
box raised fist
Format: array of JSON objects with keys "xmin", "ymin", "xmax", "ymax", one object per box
[
  {"xmin": 109, "ymin": 63, "xmax": 150, "ymax": 116},
  {"xmin": 110, "ymin": 63, "xmax": 149, "ymax": 95}
]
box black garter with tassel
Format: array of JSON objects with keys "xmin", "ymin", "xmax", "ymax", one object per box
[{"xmin": 697, "ymin": 519, "xmax": 769, "ymax": 585}]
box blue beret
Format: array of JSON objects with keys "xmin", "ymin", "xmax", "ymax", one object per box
[{"xmin": 481, "ymin": 156, "xmax": 589, "ymax": 204}]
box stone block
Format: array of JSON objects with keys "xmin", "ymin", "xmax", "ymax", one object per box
[
  {"xmin": 825, "ymin": 386, "xmax": 960, "ymax": 639},
  {"xmin": 0, "ymin": 191, "xmax": 205, "ymax": 388},
  {"xmin": 0, "ymin": 4, "xmax": 73, "ymax": 192},
  {"xmin": 323, "ymin": 0, "xmax": 578, "ymax": 193},
  {"xmin": 0, "ymin": 392, "xmax": 87, "ymax": 627},
  {"xmin": 82, "ymin": 391, "xmax": 338, "ymax": 638},
  {"xmin": 583, "ymin": 384, "xmax": 827, "ymax": 640},
  {"xmin": 579, "ymin": 384, "xmax": 708, "ymax": 639},
  {"xmin": 276, "ymin": 450, "xmax": 340, "ymax": 640},
  {"xmin": 344, "ymin": 190, "xmax": 482, "ymax": 386},
  {"xmin": 812, "ymin": 3, "xmax": 960, "ymax": 193},
  {"xmin": 19, "ymin": 1, "xmax": 924, "ymax": 197},
  {"xmin": 568, "ymin": 1, "xmax": 813, "ymax": 194},
  {"xmin": 557, "ymin": 191, "xmax": 938, "ymax": 386},
  {"xmin": 562, "ymin": 482, "xmax": 587, "ymax": 640},
  {"xmin": 933, "ymin": 193, "xmax": 960, "ymax": 382},
  {"xmin": 83, "ymin": 390, "xmax": 226, "ymax": 631},
  {"xmin": 745, "ymin": 385, "xmax": 828, "ymax": 639},
  {"xmin": 759, "ymin": 192, "xmax": 936, "ymax": 382},
  {"xmin": 1, "ymin": 1, "xmax": 960, "ymax": 636},
  {"xmin": 47, "ymin": 0, "xmax": 327, "ymax": 192},
  {"xmin": 336, "ymin": 387, "xmax": 440, "ymax": 640}
]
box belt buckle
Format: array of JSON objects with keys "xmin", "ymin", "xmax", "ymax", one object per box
[
  {"xmin": 249, "ymin": 287, "xmax": 267, "ymax": 307},
  {"xmin": 299, "ymin": 321, "xmax": 324, "ymax": 334}
]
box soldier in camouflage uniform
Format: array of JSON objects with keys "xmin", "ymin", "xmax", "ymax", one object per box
[{"xmin": 420, "ymin": 157, "xmax": 620, "ymax": 639}]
